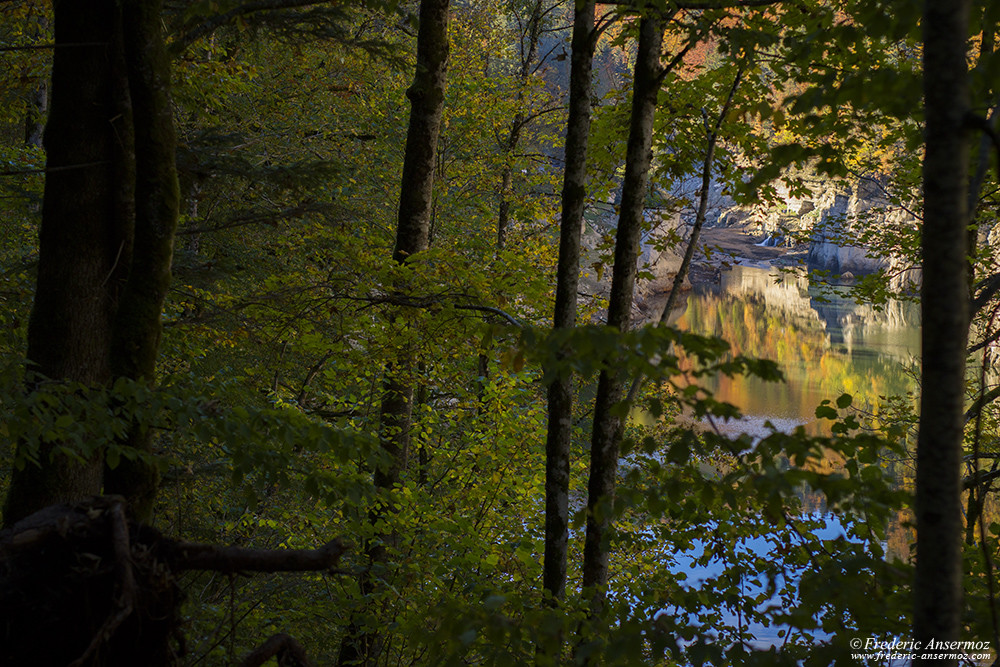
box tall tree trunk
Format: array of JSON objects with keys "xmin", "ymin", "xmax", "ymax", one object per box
[
  {"xmin": 337, "ymin": 1, "xmax": 450, "ymax": 663},
  {"xmin": 581, "ymin": 13, "xmax": 661, "ymax": 617},
  {"xmin": 392, "ymin": 0, "xmax": 450, "ymax": 266},
  {"xmin": 104, "ymin": 0, "xmax": 180, "ymax": 523},
  {"xmin": 496, "ymin": 0, "xmax": 544, "ymax": 251},
  {"xmin": 543, "ymin": 0, "xmax": 595, "ymax": 606},
  {"xmin": 4, "ymin": 0, "xmax": 135, "ymax": 527},
  {"xmin": 914, "ymin": 0, "xmax": 971, "ymax": 663}
]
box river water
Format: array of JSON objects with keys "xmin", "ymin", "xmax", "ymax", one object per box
[
  {"xmin": 670, "ymin": 264, "xmax": 920, "ymax": 435},
  {"xmin": 644, "ymin": 264, "xmax": 920, "ymax": 656}
]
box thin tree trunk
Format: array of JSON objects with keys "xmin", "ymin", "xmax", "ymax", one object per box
[
  {"xmin": 4, "ymin": 0, "xmax": 135, "ymax": 527},
  {"xmin": 581, "ymin": 14, "xmax": 662, "ymax": 617},
  {"xmin": 543, "ymin": 0, "xmax": 596, "ymax": 607},
  {"xmin": 966, "ymin": 19, "xmax": 995, "ymax": 272},
  {"xmin": 914, "ymin": 0, "xmax": 971, "ymax": 663},
  {"xmin": 496, "ymin": 0, "xmax": 544, "ymax": 251},
  {"xmin": 104, "ymin": 0, "xmax": 180, "ymax": 523},
  {"xmin": 338, "ymin": 1, "xmax": 450, "ymax": 663},
  {"xmin": 625, "ymin": 64, "xmax": 744, "ymax": 405}
]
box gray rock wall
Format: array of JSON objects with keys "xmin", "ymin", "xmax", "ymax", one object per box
[{"xmin": 719, "ymin": 175, "xmax": 921, "ymax": 287}]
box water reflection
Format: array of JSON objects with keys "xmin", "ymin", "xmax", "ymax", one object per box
[
  {"xmin": 674, "ymin": 265, "xmax": 920, "ymax": 433},
  {"xmin": 631, "ymin": 266, "xmax": 921, "ymax": 656}
]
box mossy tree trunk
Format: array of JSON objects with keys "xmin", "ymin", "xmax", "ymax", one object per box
[
  {"xmin": 3, "ymin": 0, "xmax": 179, "ymax": 527},
  {"xmin": 104, "ymin": 0, "xmax": 180, "ymax": 523}
]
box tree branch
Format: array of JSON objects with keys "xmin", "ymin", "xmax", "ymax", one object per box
[
  {"xmin": 0, "ymin": 42, "xmax": 108, "ymax": 52},
  {"xmin": 0, "ymin": 498, "xmax": 349, "ymax": 576},
  {"xmin": 972, "ymin": 272, "xmax": 1000, "ymax": 316},
  {"xmin": 167, "ymin": 538, "xmax": 347, "ymax": 573},
  {"xmin": 170, "ymin": 0, "xmax": 332, "ymax": 54},
  {"xmin": 454, "ymin": 303, "xmax": 524, "ymax": 327},
  {"xmin": 594, "ymin": 0, "xmax": 781, "ymax": 8}
]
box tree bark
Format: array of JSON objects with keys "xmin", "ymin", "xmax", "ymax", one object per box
[
  {"xmin": 914, "ymin": 0, "xmax": 971, "ymax": 663},
  {"xmin": 581, "ymin": 13, "xmax": 661, "ymax": 617},
  {"xmin": 392, "ymin": 0, "xmax": 450, "ymax": 265},
  {"xmin": 543, "ymin": 0, "xmax": 595, "ymax": 607},
  {"xmin": 4, "ymin": 0, "xmax": 135, "ymax": 527},
  {"xmin": 104, "ymin": 0, "xmax": 180, "ymax": 523},
  {"xmin": 338, "ymin": 1, "xmax": 450, "ymax": 664}
]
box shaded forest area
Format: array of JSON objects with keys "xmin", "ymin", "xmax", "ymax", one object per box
[{"xmin": 1, "ymin": 0, "xmax": 999, "ymax": 665}]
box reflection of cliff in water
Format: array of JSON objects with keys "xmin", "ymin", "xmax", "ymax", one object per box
[{"xmin": 676, "ymin": 265, "xmax": 920, "ymax": 432}]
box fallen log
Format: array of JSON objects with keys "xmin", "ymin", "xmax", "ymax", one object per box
[{"xmin": 0, "ymin": 496, "xmax": 346, "ymax": 666}]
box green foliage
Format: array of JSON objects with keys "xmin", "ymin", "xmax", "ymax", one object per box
[{"xmin": 7, "ymin": 0, "xmax": 997, "ymax": 664}]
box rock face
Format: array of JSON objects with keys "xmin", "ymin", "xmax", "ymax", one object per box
[
  {"xmin": 639, "ymin": 209, "xmax": 688, "ymax": 292},
  {"xmin": 804, "ymin": 184, "xmax": 888, "ymax": 277},
  {"xmin": 719, "ymin": 175, "xmax": 921, "ymax": 289},
  {"xmin": 578, "ymin": 208, "xmax": 690, "ymax": 323}
]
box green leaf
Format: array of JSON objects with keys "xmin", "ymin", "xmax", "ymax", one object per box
[{"xmin": 815, "ymin": 404, "xmax": 838, "ymax": 420}]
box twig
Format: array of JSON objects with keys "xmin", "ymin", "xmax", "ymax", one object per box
[
  {"xmin": 0, "ymin": 42, "xmax": 108, "ymax": 52},
  {"xmin": 0, "ymin": 160, "xmax": 109, "ymax": 176}
]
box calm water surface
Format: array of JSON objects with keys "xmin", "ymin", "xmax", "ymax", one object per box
[
  {"xmin": 647, "ymin": 264, "xmax": 919, "ymax": 656},
  {"xmin": 672, "ymin": 264, "xmax": 920, "ymax": 434}
]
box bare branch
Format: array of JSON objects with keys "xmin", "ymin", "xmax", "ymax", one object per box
[
  {"xmin": 0, "ymin": 42, "xmax": 108, "ymax": 52},
  {"xmin": 0, "ymin": 161, "xmax": 109, "ymax": 177},
  {"xmin": 594, "ymin": 0, "xmax": 782, "ymax": 8},
  {"xmin": 454, "ymin": 303, "xmax": 524, "ymax": 327}
]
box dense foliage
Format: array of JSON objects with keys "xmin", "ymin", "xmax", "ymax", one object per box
[{"xmin": 2, "ymin": 0, "xmax": 999, "ymax": 665}]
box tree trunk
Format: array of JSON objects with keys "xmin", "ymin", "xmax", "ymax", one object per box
[
  {"xmin": 103, "ymin": 0, "xmax": 179, "ymax": 523},
  {"xmin": 543, "ymin": 0, "xmax": 595, "ymax": 607},
  {"xmin": 914, "ymin": 0, "xmax": 971, "ymax": 663},
  {"xmin": 391, "ymin": 0, "xmax": 450, "ymax": 266},
  {"xmin": 4, "ymin": 0, "xmax": 135, "ymax": 527},
  {"xmin": 337, "ymin": 1, "xmax": 450, "ymax": 663},
  {"xmin": 24, "ymin": 81, "xmax": 47, "ymax": 149},
  {"xmin": 496, "ymin": 0, "xmax": 544, "ymax": 251},
  {"xmin": 581, "ymin": 14, "xmax": 661, "ymax": 617},
  {"xmin": 625, "ymin": 64, "xmax": 744, "ymax": 405}
]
